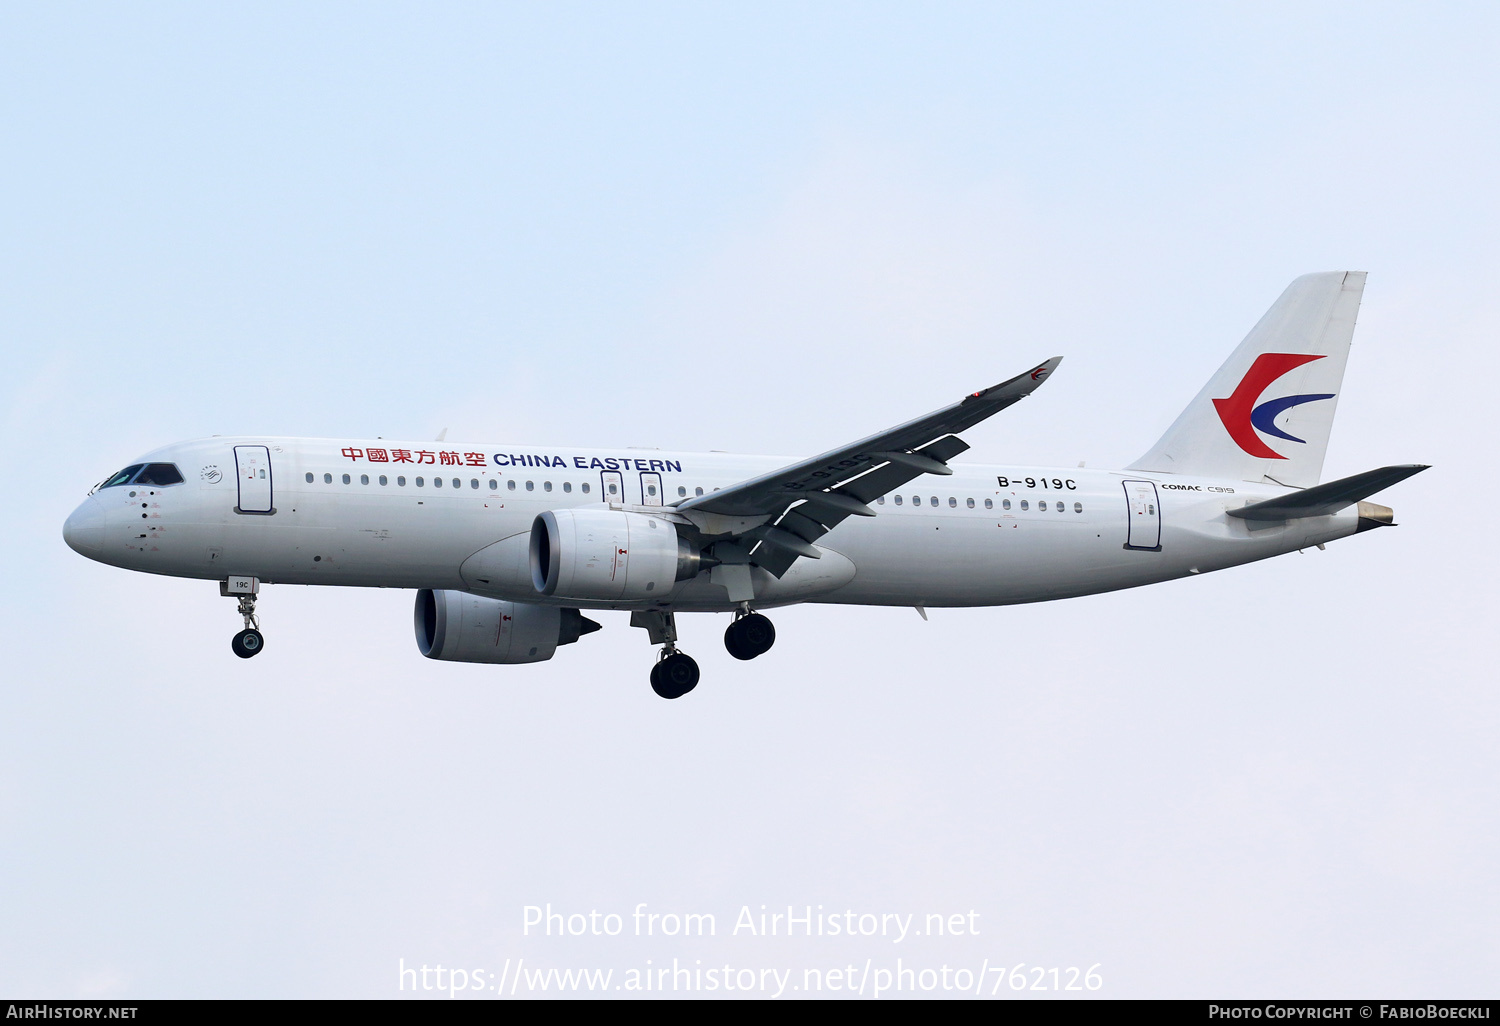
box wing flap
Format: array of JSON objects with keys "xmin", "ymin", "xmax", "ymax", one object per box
[{"xmin": 780, "ymin": 510, "xmax": 830, "ymax": 544}]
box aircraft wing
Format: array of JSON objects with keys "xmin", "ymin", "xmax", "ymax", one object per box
[{"xmin": 674, "ymin": 357, "xmax": 1062, "ymax": 577}]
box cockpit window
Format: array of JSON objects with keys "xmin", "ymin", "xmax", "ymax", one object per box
[
  {"xmin": 133, "ymin": 463, "xmax": 184, "ymax": 486},
  {"xmin": 101, "ymin": 464, "xmax": 146, "ymax": 488}
]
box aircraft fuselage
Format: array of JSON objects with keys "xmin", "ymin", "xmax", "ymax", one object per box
[{"xmin": 64, "ymin": 435, "xmax": 1359, "ymax": 612}]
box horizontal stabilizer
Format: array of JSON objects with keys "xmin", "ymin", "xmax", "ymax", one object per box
[{"xmin": 1226, "ymin": 465, "xmax": 1429, "ymax": 522}]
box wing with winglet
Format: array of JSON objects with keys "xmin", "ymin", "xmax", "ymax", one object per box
[{"xmin": 675, "ymin": 357, "xmax": 1062, "ymax": 578}]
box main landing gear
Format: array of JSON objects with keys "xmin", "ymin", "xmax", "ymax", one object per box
[
  {"xmin": 222, "ymin": 577, "xmax": 265, "ymax": 659},
  {"xmin": 651, "ymin": 651, "xmax": 700, "ymax": 701},
  {"xmin": 632, "ymin": 606, "xmax": 778, "ymax": 699},
  {"xmin": 724, "ymin": 608, "xmax": 775, "ymax": 661},
  {"xmin": 632, "ymin": 610, "xmax": 698, "ymax": 699}
]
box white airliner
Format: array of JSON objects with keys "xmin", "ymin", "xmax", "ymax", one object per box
[{"xmin": 64, "ymin": 272, "xmax": 1424, "ymax": 698}]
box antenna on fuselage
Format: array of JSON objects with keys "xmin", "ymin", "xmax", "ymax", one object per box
[{"xmin": 435, "ymin": 427, "xmax": 448, "ymax": 442}]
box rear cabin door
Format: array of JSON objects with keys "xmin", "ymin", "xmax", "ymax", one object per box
[
  {"xmin": 1121, "ymin": 479, "xmax": 1161, "ymax": 551},
  {"xmin": 234, "ymin": 445, "xmax": 274, "ymax": 514},
  {"xmin": 600, "ymin": 470, "xmax": 625, "ymax": 505},
  {"xmin": 639, "ymin": 471, "xmax": 663, "ymax": 506}
]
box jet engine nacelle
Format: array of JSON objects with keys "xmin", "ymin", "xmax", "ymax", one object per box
[
  {"xmin": 530, "ymin": 508, "xmax": 702, "ymax": 602},
  {"xmin": 414, "ymin": 589, "xmax": 600, "ymax": 664}
]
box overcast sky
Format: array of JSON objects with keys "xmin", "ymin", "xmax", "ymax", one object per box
[{"xmin": 2, "ymin": 2, "xmax": 1497, "ymax": 999}]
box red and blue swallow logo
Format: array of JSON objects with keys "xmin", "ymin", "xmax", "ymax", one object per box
[{"xmin": 1213, "ymin": 353, "xmax": 1335, "ymax": 460}]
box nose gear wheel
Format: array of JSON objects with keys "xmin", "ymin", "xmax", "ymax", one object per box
[{"xmin": 232, "ymin": 628, "xmax": 265, "ymax": 659}]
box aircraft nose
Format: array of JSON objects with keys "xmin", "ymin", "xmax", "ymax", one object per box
[{"xmin": 63, "ymin": 496, "xmax": 105, "ymax": 556}]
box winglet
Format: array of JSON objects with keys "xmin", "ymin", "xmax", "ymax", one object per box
[{"xmin": 963, "ymin": 357, "xmax": 1063, "ymax": 405}]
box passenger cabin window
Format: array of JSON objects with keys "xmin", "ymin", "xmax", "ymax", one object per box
[
  {"xmin": 379, "ymin": 475, "xmax": 388, "ymax": 486},
  {"xmin": 471, "ymin": 479, "xmax": 479, "ymax": 489},
  {"xmin": 581, "ymin": 482, "xmax": 591, "ymax": 494},
  {"xmin": 1020, "ymin": 499, "xmax": 1028, "ymax": 510},
  {"xmin": 694, "ymin": 487, "xmax": 703, "ymax": 496},
  {"xmin": 342, "ymin": 474, "xmax": 351, "ymax": 485},
  {"xmin": 894, "ymin": 495, "xmax": 903, "ymax": 506},
  {"xmin": 984, "ymin": 498, "xmax": 993, "ymax": 509},
  {"xmin": 434, "ymin": 477, "xmax": 443, "ymax": 488},
  {"xmin": 563, "ymin": 482, "xmax": 572, "ymax": 493},
  {"xmin": 507, "ymin": 480, "xmax": 516, "ymax": 490},
  {"xmin": 490, "ymin": 479, "xmax": 498, "ymax": 490},
  {"xmin": 324, "ymin": 473, "xmax": 333, "ymax": 484},
  {"xmin": 360, "ymin": 474, "xmax": 369, "ymax": 485},
  {"xmin": 397, "ymin": 476, "xmax": 407, "ymax": 486},
  {"xmin": 966, "ymin": 497, "xmax": 975, "ymax": 508},
  {"xmin": 305, "ymin": 473, "xmax": 314, "ymax": 483},
  {"xmin": 948, "ymin": 497, "xmax": 957, "ymax": 508}
]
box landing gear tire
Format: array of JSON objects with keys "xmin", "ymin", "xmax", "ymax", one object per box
[
  {"xmin": 650, "ymin": 652, "xmax": 700, "ymax": 699},
  {"xmin": 232, "ymin": 628, "xmax": 265, "ymax": 659},
  {"xmin": 724, "ymin": 613, "xmax": 775, "ymax": 660}
]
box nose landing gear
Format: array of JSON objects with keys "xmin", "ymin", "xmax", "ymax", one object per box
[
  {"xmin": 222, "ymin": 576, "xmax": 265, "ymax": 659},
  {"xmin": 724, "ymin": 609, "xmax": 775, "ymax": 661}
]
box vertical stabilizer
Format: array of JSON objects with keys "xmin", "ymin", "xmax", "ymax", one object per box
[{"xmin": 1127, "ymin": 271, "xmax": 1365, "ymax": 488}]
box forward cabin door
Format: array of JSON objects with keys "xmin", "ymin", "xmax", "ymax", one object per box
[
  {"xmin": 234, "ymin": 445, "xmax": 275, "ymax": 514},
  {"xmin": 1122, "ymin": 479, "xmax": 1161, "ymax": 551}
]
